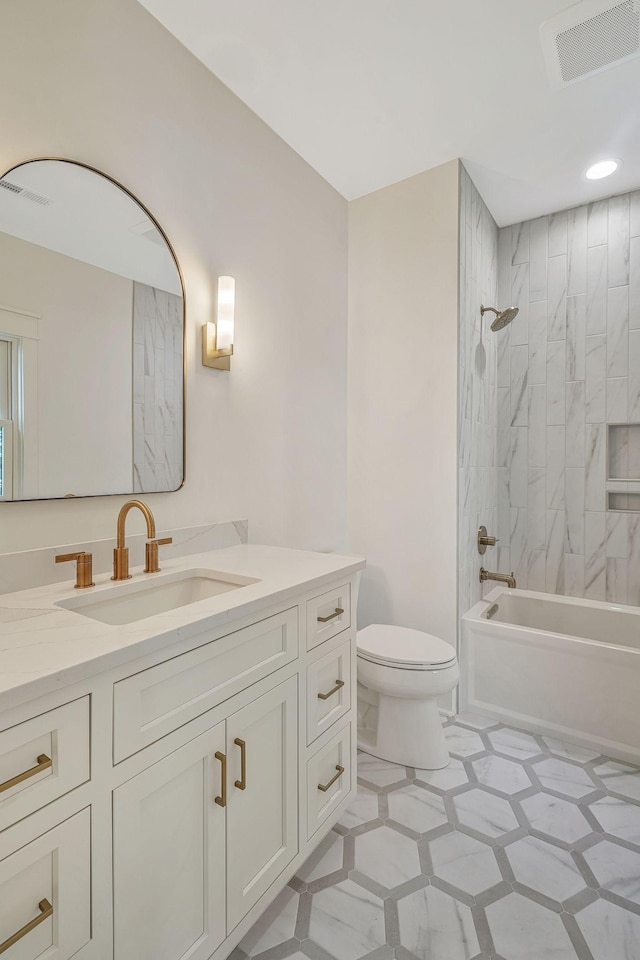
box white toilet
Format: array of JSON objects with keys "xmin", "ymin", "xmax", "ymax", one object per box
[{"xmin": 357, "ymin": 624, "xmax": 459, "ymax": 770}]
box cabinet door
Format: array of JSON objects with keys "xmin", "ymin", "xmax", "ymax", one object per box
[
  {"xmin": 0, "ymin": 808, "xmax": 90, "ymax": 960},
  {"xmin": 113, "ymin": 723, "xmax": 226, "ymax": 960},
  {"xmin": 226, "ymin": 677, "xmax": 298, "ymax": 932}
]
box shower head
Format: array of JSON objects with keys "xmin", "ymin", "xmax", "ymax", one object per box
[{"xmin": 481, "ymin": 304, "xmax": 519, "ymax": 332}]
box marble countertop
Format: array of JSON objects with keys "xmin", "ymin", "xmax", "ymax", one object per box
[{"xmin": 0, "ymin": 544, "xmax": 365, "ymax": 714}]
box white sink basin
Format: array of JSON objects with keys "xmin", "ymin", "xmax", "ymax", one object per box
[{"xmin": 56, "ymin": 568, "xmax": 260, "ymax": 625}]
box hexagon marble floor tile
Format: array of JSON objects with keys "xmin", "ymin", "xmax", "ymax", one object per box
[{"xmin": 231, "ymin": 716, "xmax": 640, "ymax": 960}]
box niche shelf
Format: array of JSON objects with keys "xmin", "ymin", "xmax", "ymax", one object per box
[{"xmin": 606, "ymin": 423, "xmax": 640, "ymax": 513}]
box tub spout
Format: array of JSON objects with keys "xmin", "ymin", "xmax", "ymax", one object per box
[{"xmin": 479, "ymin": 567, "xmax": 516, "ymax": 589}]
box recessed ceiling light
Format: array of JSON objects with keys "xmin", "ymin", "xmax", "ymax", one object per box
[{"xmin": 585, "ymin": 159, "xmax": 620, "ymax": 180}]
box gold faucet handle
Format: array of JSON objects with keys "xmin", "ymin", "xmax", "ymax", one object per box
[
  {"xmin": 55, "ymin": 551, "xmax": 95, "ymax": 589},
  {"xmin": 144, "ymin": 537, "xmax": 173, "ymax": 574}
]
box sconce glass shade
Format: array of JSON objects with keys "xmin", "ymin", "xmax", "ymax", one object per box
[
  {"xmin": 202, "ymin": 275, "xmax": 235, "ymax": 370},
  {"xmin": 217, "ymin": 276, "xmax": 235, "ymax": 350}
]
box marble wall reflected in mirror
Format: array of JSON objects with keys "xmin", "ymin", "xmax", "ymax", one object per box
[{"xmin": 0, "ymin": 159, "xmax": 184, "ymax": 501}]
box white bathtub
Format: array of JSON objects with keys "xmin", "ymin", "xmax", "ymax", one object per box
[{"xmin": 461, "ymin": 587, "xmax": 640, "ymax": 764}]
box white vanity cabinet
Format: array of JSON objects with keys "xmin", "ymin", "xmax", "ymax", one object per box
[
  {"xmin": 0, "ymin": 549, "xmax": 363, "ymax": 960},
  {"xmin": 113, "ymin": 676, "xmax": 298, "ymax": 960}
]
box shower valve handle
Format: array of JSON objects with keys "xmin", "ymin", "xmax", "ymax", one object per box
[{"xmin": 477, "ymin": 526, "xmax": 499, "ymax": 555}]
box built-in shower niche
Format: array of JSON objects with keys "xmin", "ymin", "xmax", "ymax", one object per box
[{"xmin": 606, "ymin": 424, "xmax": 640, "ymax": 512}]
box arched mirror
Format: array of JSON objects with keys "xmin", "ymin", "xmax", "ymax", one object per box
[{"xmin": 0, "ymin": 159, "xmax": 184, "ymax": 501}]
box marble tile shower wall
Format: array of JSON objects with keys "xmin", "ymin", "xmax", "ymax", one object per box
[
  {"xmin": 458, "ymin": 166, "xmax": 500, "ymax": 618},
  {"xmin": 497, "ymin": 191, "xmax": 640, "ymax": 603},
  {"xmin": 132, "ymin": 281, "xmax": 184, "ymax": 493}
]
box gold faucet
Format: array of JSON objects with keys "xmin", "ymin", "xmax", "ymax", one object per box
[{"xmin": 112, "ymin": 499, "xmax": 172, "ymax": 580}]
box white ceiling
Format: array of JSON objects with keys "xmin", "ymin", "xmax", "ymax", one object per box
[
  {"xmin": 0, "ymin": 160, "xmax": 182, "ymax": 293},
  {"xmin": 137, "ymin": 0, "xmax": 640, "ymax": 226}
]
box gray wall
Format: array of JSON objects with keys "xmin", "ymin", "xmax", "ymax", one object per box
[
  {"xmin": 458, "ymin": 166, "xmax": 500, "ymax": 616},
  {"xmin": 497, "ymin": 191, "xmax": 640, "ymax": 603}
]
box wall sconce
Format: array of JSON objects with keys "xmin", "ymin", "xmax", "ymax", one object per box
[{"xmin": 202, "ymin": 276, "xmax": 235, "ymax": 370}]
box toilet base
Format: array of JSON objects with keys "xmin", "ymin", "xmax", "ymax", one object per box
[{"xmin": 357, "ymin": 691, "xmax": 450, "ymax": 770}]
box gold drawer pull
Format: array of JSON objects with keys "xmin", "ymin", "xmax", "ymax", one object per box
[
  {"xmin": 0, "ymin": 898, "xmax": 53, "ymax": 954},
  {"xmin": 317, "ymin": 607, "xmax": 344, "ymax": 623},
  {"xmin": 318, "ymin": 764, "xmax": 344, "ymax": 792},
  {"xmin": 317, "ymin": 679, "xmax": 345, "ymax": 701},
  {"xmin": 0, "ymin": 753, "xmax": 52, "ymax": 794},
  {"xmin": 234, "ymin": 738, "xmax": 247, "ymax": 791},
  {"xmin": 214, "ymin": 751, "xmax": 227, "ymax": 807}
]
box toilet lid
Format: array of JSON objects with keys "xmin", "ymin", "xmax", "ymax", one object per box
[{"xmin": 357, "ymin": 624, "xmax": 457, "ymax": 668}]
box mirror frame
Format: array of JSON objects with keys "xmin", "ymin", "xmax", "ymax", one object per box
[{"xmin": 0, "ymin": 157, "xmax": 186, "ymax": 501}]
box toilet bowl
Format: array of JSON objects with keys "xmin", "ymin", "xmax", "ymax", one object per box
[{"xmin": 357, "ymin": 624, "xmax": 459, "ymax": 770}]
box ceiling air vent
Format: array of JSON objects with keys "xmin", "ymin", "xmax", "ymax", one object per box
[
  {"xmin": 540, "ymin": 0, "xmax": 640, "ymax": 86},
  {"xmin": 0, "ymin": 179, "xmax": 22, "ymax": 195},
  {"xmin": 0, "ymin": 178, "xmax": 53, "ymax": 206},
  {"xmin": 129, "ymin": 218, "xmax": 164, "ymax": 246}
]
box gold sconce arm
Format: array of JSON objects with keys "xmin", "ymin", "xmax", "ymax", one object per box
[{"xmin": 202, "ymin": 322, "xmax": 233, "ymax": 370}]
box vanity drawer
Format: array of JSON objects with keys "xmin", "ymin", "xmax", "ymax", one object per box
[
  {"xmin": 307, "ymin": 638, "xmax": 352, "ymax": 745},
  {"xmin": 306, "ymin": 582, "xmax": 351, "ymax": 651},
  {"xmin": 0, "ymin": 807, "xmax": 91, "ymax": 960},
  {"xmin": 114, "ymin": 607, "xmax": 298, "ymax": 762},
  {"xmin": 0, "ymin": 698, "xmax": 90, "ymax": 833},
  {"xmin": 306, "ymin": 723, "xmax": 352, "ymax": 839}
]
